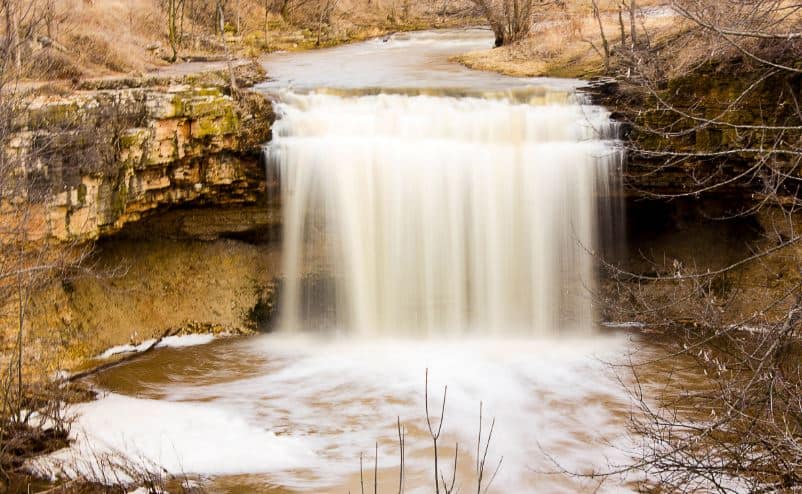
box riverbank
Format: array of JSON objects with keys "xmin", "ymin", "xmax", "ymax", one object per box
[
  {"xmin": 13, "ymin": 0, "xmax": 481, "ymax": 85},
  {"xmin": 0, "ymin": 60, "xmax": 281, "ymax": 378},
  {"xmin": 454, "ymin": 4, "xmax": 678, "ymax": 79}
]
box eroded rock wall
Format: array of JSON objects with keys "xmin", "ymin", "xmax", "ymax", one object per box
[
  {"xmin": 593, "ymin": 69, "xmax": 802, "ymax": 328},
  {"xmin": 29, "ymin": 237, "xmax": 281, "ymax": 366},
  {"xmin": 1, "ymin": 67, "xmax": 282, "ymax": 369},
  {"xmin": 5, "ymin": 75, "xmax": 275, "ymax": 242}
]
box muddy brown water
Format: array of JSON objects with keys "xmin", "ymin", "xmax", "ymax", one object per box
[{"xmin": 37, "ymin": 331, "xmax": 692, "ymax": 493}]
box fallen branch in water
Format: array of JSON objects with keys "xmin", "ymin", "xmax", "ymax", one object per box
[{"xmin": 64, "ymin": 328, "xmax": 178, "ymax": 383}]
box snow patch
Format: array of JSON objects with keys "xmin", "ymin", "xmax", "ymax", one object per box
[{"xmin": 95, "ymin": 334, "xmax": 217, "ymax": 360}]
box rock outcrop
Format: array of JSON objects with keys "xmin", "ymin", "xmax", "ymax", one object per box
[
  {"xmin": 0, "ymin": 65, "xmax": 281, "ymax": 368},
  {"xmin": 592, "ymin": 66, "xmax": 802, "ymax": 201},
  {"xmin": 591, "ymin": 67, "xmax": 802, "ymax": 328},
  {"xmin": 5, "ymin": 66, "xmax": 275, "ymax": 242}
]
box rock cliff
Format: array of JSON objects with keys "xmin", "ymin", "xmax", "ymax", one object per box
[
  {"xmin": 6, "ymin": 64, "xmax": 276, "ymax": 243},
  {"xmin": 1, "ymin": 64, "xmax": 281, "ymax": 368},
  {"xmin": 591, "ymin": 68, "xmax": 802, "ymax": 328}
]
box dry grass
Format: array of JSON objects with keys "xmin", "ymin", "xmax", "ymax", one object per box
[
  {"xmin": 12, "ymin": 0, "xmax": 478, "ymax": 82},
  {"xmin": 455, "ymin": 0, "xmax": 679, "ymax": 78},
  {"xmin": 24, "ymin": 50, "xmax": 85, "ymax": 80},
  {"xmin": 648, "ymin": 2, "xmax": 802, "ymax": 81},
  {"xmin": 48, "ymin": 0, "xmax": 164, "ymax": 76},
  {"xmin": 68, "ymin": 34, "xmax": 132, "ymax": 73}
]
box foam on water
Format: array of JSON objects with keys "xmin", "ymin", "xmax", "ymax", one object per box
[{"xmin": 38, "ymin": 335, "xmax": 637, "ymax": 492}]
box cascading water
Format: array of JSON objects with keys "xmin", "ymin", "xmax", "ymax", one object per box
[{"xmin": 267, "ymin": 89, "xmax": 624, "ymax": 336}]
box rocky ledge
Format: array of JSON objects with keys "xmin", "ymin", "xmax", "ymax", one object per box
[
  {"xmin": 5, "ymin": 63, "xmax": 276, "ymax": 243},
  {"xmin": 0, "ymin": 64, "xmax": 281, "ymax": 368}
]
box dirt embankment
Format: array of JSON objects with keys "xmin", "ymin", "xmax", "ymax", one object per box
[{"xmin": 28, "ymin": 236, "xmax": 281, "ymax": 369}]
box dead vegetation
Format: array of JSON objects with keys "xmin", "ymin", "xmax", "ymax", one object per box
[
  {"xmin": 0, "ymin": 3, "xmax": 139, "ymax": 489},
  {"xmin": 354, "ymin": 370, "xmax": 502, "ymax": 494},
  {"xmin": 468, "ymin": 0, "xmax": 540, "ymax": 47},
  {"xmin": 456, "ymin": 0, "xmax": 675, "ymax": 78},
  {"xmin": 585, "ymin": 1, "xmax": 802, "ymax": 491},
  {"xmin": 0, "ymin": 0, "xmax": 481, "ymax": 83}
]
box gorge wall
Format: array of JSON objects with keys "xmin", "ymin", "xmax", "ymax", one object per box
[
  {"xmin": 593, "ymin": 67, "xmax": 802, "ymax": 328},
  {"xmin": 1, "ymin": 65, "xmax": 282, "ymax": 367},
  {"xmin": 8, "ymin": 65, "xmax": 277, "ymax": 242}
]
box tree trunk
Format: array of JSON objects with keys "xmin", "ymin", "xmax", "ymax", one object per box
[
  {"xmin": 235, "ymin": 0, "xmax": 240, "ymax": 34},
  {"xmin": 167, "ymin": 0, "xmax": 178, "ymax": 62},
  {"xmin": 8, "ymin": 0, "xmax": 21, "ymax": 70},
  {"xmin": 264, "ymin": 0, "xmax": 270, "ymax": 44},
  {"xmin": 630, "ymin": 0, "xmax": 637, "ymax": 49},
  {"xmin": 179, "ymin": 0, "xmax": 186, "ymax": 46},
  {"xmin": 218, "ymin": 4, "xmax": 238, "ymax": 94},
  {"xmin": 590, "ymin": 0, "xmax": 610, "ymax": 73},
  {"xmin": 494, "ymin": 30, "xmax": 504, "ymax": 47}
]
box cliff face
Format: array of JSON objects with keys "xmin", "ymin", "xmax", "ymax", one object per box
[
  {"xmin": 6, "ymin": 72, "xmax": 275, "ymax": 243},
  {"xmin": 592, "ymin": 69, "xmax": 802, "ymax": 328},
  {"xmin": 594, "ymin": 66, "xmax": 802, "ymax": 200},
  {"xmin": 1, "ymin": 67, "xmax": 283, "ymax": 368}
]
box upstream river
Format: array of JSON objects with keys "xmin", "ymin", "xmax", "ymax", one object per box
[{"xmin": 38, "ymin": 29, "xmax": 664, "ymax": 493}]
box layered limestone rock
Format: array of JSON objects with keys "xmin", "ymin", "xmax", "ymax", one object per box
[
  {"xmin": 0, "ymin": 69, "xmax": 281, "ymax": 367},
  {"xmin": 594, "ymin": 67, "xmax": 802, "ymax": 199},
  {"xmin": 6, "ymin": 78, "xmax": 275, "ymax": 242}
]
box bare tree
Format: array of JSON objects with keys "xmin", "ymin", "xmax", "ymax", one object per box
[
  {"xmin": 0, "ymin": 2, "xmax": 105, "ymax": 484},
  {"xmin": 270, "ymin": 0, "xmax": 339, "ymax": 27},
  {"xmin": 270, "ymin": 0, "xmax": 317, "ymax": 21},
  {"xmin": 468, "ymin": 0, "xmax": 543, "ymax": 46},
  {"xmin": 589, "ymin": 0, "xmax": 610, "ymax": 72},
  {"xmin": 162, "ymin": 0, "xmax": 187, "ymax": 62},
  {"xmin": 313, "ymin": 0, "xmax": 338, "ymax": 47},
  {"xmin": 586, "ymin": 0, "xmax": 802, "ymax": 490},
  {"xmin": 628, "ymin": 0, "xmax": 636, "ymax": 49}
]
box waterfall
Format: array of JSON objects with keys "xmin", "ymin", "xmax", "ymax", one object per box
[{"xmin": 266, "ymin": 89, "xmax": 624, "ymax": 336}]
